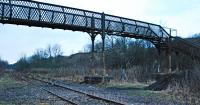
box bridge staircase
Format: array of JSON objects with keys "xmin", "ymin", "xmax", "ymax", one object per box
[
  {"xmin": 172, "ymin": 37, "xmax": 200, "ymax": 60},
  {"xmin": 145, "ymin": 37, "xmax": 200, "ymax": 91}
]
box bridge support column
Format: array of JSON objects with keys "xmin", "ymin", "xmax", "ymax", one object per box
[
  {"xmin": 167, "ymin": 37, "xmax": 172, "ymax": 73},
  {"xmin": 157, "ymin": 49, "xmax": 162, "ymax": 73},
  {"xmin": 101, "ymin": 12, "xmax": 107, "ymax": 77},
  {"xmin": 89, "ymin": 33, "xmax": 96, "ymax": 75},
  {"xmin": 175, "ymin": 52, "xmax": 179, "ymax": 71},
  {"xmin": 101, "ymin": 34, "xmax": 106, "ymax": 77},
  {"xmin": 167, "ymin": 51, "xmax": 172, "ymax": 73}
]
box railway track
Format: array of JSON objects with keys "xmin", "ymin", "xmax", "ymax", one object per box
[
  {"xmin": 29, "ymin": 76, "xmax": 129, "ymax": 105},
  {"xmin": 42, "ymin": 87, "xmax": 79, "ymax": 105}
]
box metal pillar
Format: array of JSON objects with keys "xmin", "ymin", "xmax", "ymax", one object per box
[
  {"xmin": 91, "ymin": 34, "xmax": 95, "ymax": 53},
  {"xmin": 9, "ymin": 0, "xmax": 12, "ymax": 20},
  {"xmin": 157, "ymin": 48, "xmax": 161, "ymax": 73},
  {"xmin": 102, "ymin": 35, "xmax": 106, "ymax": 76},
  {"xmin": 101, "ymin": 12, "xmax": 106, "ymax": 76},
  {"xmin": 175, "ymin": 52, "xmax": 179, "ymax": 71},
  {"xmin": 91, "ymin": 14, "xmax": 95, "ymax": 53},
  {"xmin": 167, "ymin": 30, "xmax": 172, "ymax": 73},
  {"xmin": 89, "ymin": 33, "xmax": 96, "ymax": 75},
  {"xmin": 167, "ymin": 50, "xmax": 172, "ymax": 73},
  {"xmin": 123, "ymin": 37, "xmax": 127, "ymax": 70}
]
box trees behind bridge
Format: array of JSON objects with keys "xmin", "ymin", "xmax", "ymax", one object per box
[
  {"xmin": 0, "ymin": 57, "xmax": 8, "ymax": 72},
  {"xmin": 14, "ymin": 34, "xmax": 200, "ymax": 81},
  {"xmin": 12, "ymin": 34, "xmax": 200, "ymax": 104},
  {"xmin": 15, "ymin": 44, "xmax": 64, "ymax": 71}
]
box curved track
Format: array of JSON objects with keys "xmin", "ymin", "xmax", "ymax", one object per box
[{"xmin": 31, "ymin": 76, "xmax": 127, "ymax": 105}]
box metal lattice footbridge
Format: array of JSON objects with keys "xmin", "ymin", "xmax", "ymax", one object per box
[
  {"xmin": 0, "ymin": 0, "xmax": 170, "ymax": 49},
  {"xmin": 0, "ymin": 0, "xmax": 199, "ymax": 72}
]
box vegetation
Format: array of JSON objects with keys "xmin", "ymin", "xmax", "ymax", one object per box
[
  {"xmin": 0, "ymin": 73, "xmax": 20, "ymax": 89},
  {"xmin": 191, "ymin": 33, "xmax": 200, "ymax": 38},
  {"xmin": 98, "ymin": 82, "xmax": 176, "ymax": 103},
  {"xmin": 0, "ymin": 58, "xmax": 8, "ymax": 73},
  {"xmin": 14, "ymin": 35, "xmax": 200, "ymax": 80},
  {"xmin": 12, "ymin": 34, "xmax": 200, "ymax": 104},
  {"xmin": 15, "ymin": 44, "xmax": 63, "ymax": 72}
]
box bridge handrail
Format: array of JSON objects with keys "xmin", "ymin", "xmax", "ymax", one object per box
[
  {"xmin": 0, "ymin": 0, "xmax": 170, "ymax": 38},
  {"xmin": 171, "ymin": 37, "xmax": 200, "ymax": 60},
  {"xmin": 173, "ymin": 37, "xmax": 200, "ymax": 49}
]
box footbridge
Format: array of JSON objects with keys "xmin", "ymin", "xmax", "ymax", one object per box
[{"xmin": 0, "ymin": 0, "xmax": 199, "ymax": 73}]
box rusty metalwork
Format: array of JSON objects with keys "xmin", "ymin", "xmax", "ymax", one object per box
[
  {"xmin": 1, "ymin": 0, "xmax": 200, "ymax": 73},
  {"xmin": 89, "ymin": 32, "xmax": 97, "ymax": 75},
  {"xmin": 0, "ymin": 0, "xmax": 170, "ymax": 49}
]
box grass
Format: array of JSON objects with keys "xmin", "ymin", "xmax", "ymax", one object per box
[
  {"xmin": 0, "ymin": 74, "xmax": 16, "ymax": 105},
  {"xmin": 98, "ymin": 82, "xmax": 176, "ymax": 102},
  {"xmin": 0, "ymin": 101, "xmax": 15, "ymax": 105},
  {"xmin": 102, "ymin": 82, "xmax": 147, "ymax": 88},
  {"xmin": 0, "ymin": 73, "xmax": 27, "ymax": 105},
  {"xmin": 126, "ymin": 90, "xmax": 174, "ymax": 102},
  {"xmin": 0, "ymin": 73, "xmax": 24, "ymax": 89}
]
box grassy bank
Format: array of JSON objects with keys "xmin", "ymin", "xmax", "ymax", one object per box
[{"xmin": 98, "ymin": 82, "xmax": 177, "ymax": 103}]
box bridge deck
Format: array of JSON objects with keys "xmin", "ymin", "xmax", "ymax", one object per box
[{"xmin": 0, "ymin": 0, "xmax": 170, "ymax": 49}]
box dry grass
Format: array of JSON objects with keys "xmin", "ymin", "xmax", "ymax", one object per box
[
  {"xmin": 168, "ymin": 69, "xmax": 200, "ymax": 104},
  {"xmin": 0, "ymin": 73, "xmax": 23, "ymax": 89}
]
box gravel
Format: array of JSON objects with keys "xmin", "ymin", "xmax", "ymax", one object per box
[
  {"xmin": 0, "ymin": 74, "xmax": 182, "ymax": 105},
  {"xmin": 0, "ymin": 79, "xmax": 72, "ymax": 105},
  {"xmin": 53, "ymin": 80, "xmax": 181, "ymax": 105},
  {"xmin": 44, "ymin": 85, "xmax": 116, "ymax": 105}
]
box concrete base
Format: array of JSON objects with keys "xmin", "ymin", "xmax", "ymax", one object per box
[{"xmin": 84, "ymin": 76, "xmax": 113, "ymax": 84}]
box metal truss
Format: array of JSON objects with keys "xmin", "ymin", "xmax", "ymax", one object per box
[
  {"xmin": 0, "ymin": 0, "xmax": 199, "ymax": 61},
  {"xmin": 0, "ymin": 0, "xmax": 170, "ymax": 49}
]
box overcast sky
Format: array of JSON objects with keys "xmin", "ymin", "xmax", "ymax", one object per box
[{"xmin": 0, "ymin": 0, "xmax": 200, "ymax": 64}]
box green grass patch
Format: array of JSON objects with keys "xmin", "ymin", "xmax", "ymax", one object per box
[
  {"xmin": 98, "ymin": 82, "xmax": 147, "ymax": 89},
  {"xmin": 0, "ymin": 101, "xmax": 15, "ymax": 105},
  {"xmin": 126, "ymin": 89, "xmax": 174, "ymax": 101},
  {"xmin": 98, "ymin": 82, "xmax": 175, "ymax": 102},
  {"xmin": 0, "ymin": 73, "xmax": 22, "ymax": 89}
]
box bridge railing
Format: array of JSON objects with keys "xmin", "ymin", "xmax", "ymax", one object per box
[{"xmin": 0, "ymin": 0, "xmax": 170, "ymax": 39}]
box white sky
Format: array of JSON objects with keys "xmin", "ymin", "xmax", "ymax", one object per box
[{"xmin": 0, "ymin": 0, "xmax": 200, "ymax": 64}]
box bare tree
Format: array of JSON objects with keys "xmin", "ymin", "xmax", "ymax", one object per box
[
  {"xmin": 52, "ymin": 44, "xmax": 63, "ymax": 57},
  {"xmin": 45, "ymin": 44, "xmax": 63, "ymax": 58},
  {"xmin": 34, "ymin": 48, "xmax": 48, "ymax": 59},
  {"xmin": 46, "ymin": 44, "xmax": 53, "ymax": 58}
]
